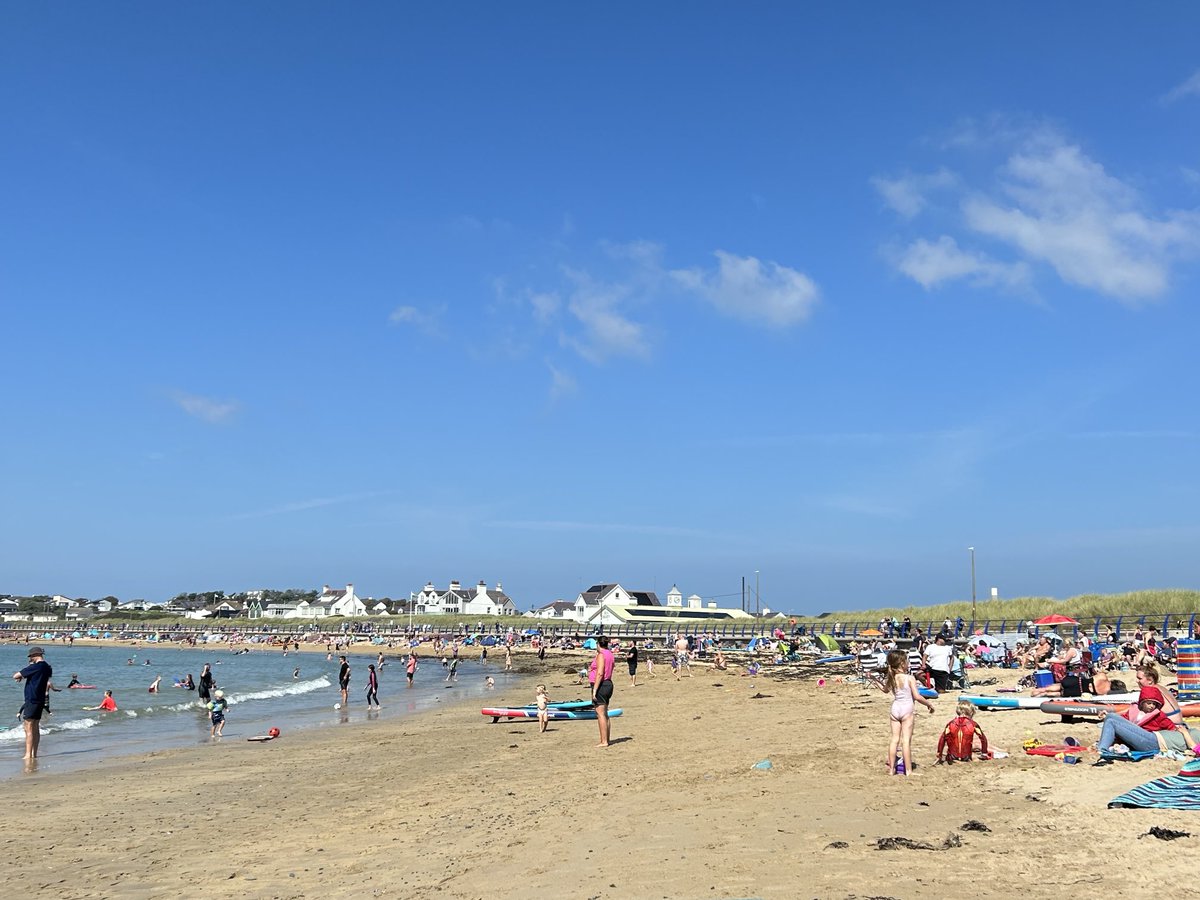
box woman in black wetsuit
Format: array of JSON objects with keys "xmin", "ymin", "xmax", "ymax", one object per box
[{"xmin": 198, "ymin": 664, "xmax": 216, "ymax": 704}]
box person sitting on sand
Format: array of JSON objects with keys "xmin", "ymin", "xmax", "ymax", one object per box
[
  {"xmin": 1137, "ymin": 664, "xmax": 1196, "ymax": 749},
  {"xmin": 84, "ymin": 690, "xmax": 117, "ymax": 712},
  {"xmin": 713, "ymin": 649, "xmax": 727, "ymax": 671},
  {"xmin": 1094, "ymin": 685, "xmax": 1185, "ymax": 760}
]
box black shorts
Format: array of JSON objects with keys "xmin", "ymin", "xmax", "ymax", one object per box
[
  {"xmin": 627, "ymin": 662, "xmax": 637, "ymax": 676},
  {"xmin": 593, "ymin": 679, "xmax": 614, "ymax": 706},
  {"xmin": 21, "ymin": 701, "xmax": 43, "ymax": 721},
  {"xmin": 931, "ymin": 670, "xmax": 951, "ymax": 692}
]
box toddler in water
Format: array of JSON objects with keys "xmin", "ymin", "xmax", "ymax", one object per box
[
  {"xmin": 535, "ymin": 684, "xmax": 550, "ymax": 733},
  {"xmin": 880, "ymin": 649, "xmax": 934, "ymax": 776},
  {"xmin": 207, "ymin": 690, "xmax": 228, "ymax": 737}
]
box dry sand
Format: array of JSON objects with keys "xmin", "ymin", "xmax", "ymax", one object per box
[{"xmin": 5, "ymin": 653, "xmax": 1198, "ymax": 899}]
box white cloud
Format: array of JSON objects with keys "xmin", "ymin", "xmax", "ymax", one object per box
[
  {"xmin": 560, "ymin": 268, "xmax": 649, "ymax": 363},
  {"xmin": 1162, "ymin": 69, "xmax": 1200, "ymax": 105},
  {"xmin": 547, "ymin": 362, "xmax": 577, "ymax": 401},
  {"xmin": 672, "ymin": 250, "xmax": 819, "ymax": 328},
  {"xmin": 872, "ymin": 169, "xmax": 957, "ymax": 219},
  {"xmin": 388, "ymin": 304, "xmax": 443, "ymax": 334},
  {"xmin": 896, "ymin": 235, "xmax": 1030, "ymax": 291},
  {"xmin": 528, "ymin": 291, "xmax": 560, "ymax": 325},
  {"xmin": 962, "ymin": 137, "xmax": 1200, "ymax": 302},
  {"xmin": 170, "ymin": 391, "xmax": 239, "ymax": 425},
  {"xmin": 882, "ymin": 126, "xmax": 1200, "ymax": 304}
]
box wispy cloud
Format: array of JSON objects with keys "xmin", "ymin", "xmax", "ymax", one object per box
[
  {"xmin": 671, "ymin": 250, "xmax": 820, "ymax": 328},
  {"xmin": 486, "ymin": 518, "xmax": 717, "ymax": 539},
  {"xmin": 547, "ymin": 362, "xmax": 577, "ymax": 401},
  {"xmin": 880, "ymin": 124, "xmax": 1200, "ymax": 304},
  {"xmin": 170, "ymin": 391, "xmax": 239, "ymax": 425},
  {"xmin": 229, "ymin": 491, "xmax": 395, "ymax": 521},
  {"xmin": 895, "ymin": 235, "xmax": 1030, "ymax": 291},
  {"xmin": 1162, "ymin": 69, "xmax": 1200, "ymax": 105},
  {"xmin": 389, "ymin": 304, "xmax": 444, "ymax": 334},
  {"xmin": 558, "ymin": 267, "xmax": 650, "ymax": 363},
  {"xmin": 871, "ymin": 168, "xmax": 957, "ymax": 219}
]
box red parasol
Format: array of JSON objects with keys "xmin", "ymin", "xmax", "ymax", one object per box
[{"xmin": 1032, "ymin": 613, "xmax": 1079, "ymax": 626}]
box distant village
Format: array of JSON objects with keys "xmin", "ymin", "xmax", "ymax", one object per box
[{"xmin": 1, "ymin": 580, "xmax": 771, "ymax": 628}]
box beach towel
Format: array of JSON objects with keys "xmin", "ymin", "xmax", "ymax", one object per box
[
  {"xmin": 1099, "ymin": 749, "xmax": 1158, "ymax": 762},
  {"xmin": 1109, "ymin": 759, "xmax": 1200, "ymax": 809}
]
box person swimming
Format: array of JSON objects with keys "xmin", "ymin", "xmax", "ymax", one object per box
[{"xmin": 67, "ymin": 674, "xmax": 81, "ymax": 688}]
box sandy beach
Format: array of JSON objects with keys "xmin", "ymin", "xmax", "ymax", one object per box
[{"xmin": 6, "ymin": 650, "xmax": 1197, "ymax": 899}]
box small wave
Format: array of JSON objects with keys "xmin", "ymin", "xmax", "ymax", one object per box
[
  {"xmin": 0, "ymin": 717, "xmax": 102, "ymax": 742},
  {"xmin": 225, "ymin": 676, "xmax": 331, "ymax": 706},
  {"xmin": 126, "ymin": 710, "xmax": 139, "ymax": 717}
]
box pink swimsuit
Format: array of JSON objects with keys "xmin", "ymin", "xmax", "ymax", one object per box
[{"xmin": 890, "ymin": 678, "xmax": 915, "ymax": 721}]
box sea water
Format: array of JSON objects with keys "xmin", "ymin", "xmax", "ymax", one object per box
[{"xmin": 0, "ymin": 643, "xmax": 519, "ymax": 777}]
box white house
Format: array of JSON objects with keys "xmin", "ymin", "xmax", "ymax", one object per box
[
  {"xmin": 50, "ymin": 595, "xmax": 77, "ymax": 609},
  {"xmin": 572, "ymin": 583, "xmax": 660, "ymax": 624},
  {"xmin": 263, "ymin": 584, "xmax": 366, "ymax": 619},
  {"xmin": 586, "ymin": 583, "xmax": 752, "ymax": 628},
  {"xmin": 531, "ymin": 600, "xmax": 577, "ymax": 619},
  {"xmin": 312, "ymin": 584, "xmax": 367, "ymax": 617},
  {"xmin": 412, "ymin": 581, "xmax": 516, "ymax": 616}
]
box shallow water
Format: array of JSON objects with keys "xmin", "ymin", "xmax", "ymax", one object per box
[{"xmin": 1, "ymin": 643, "xmax": 521, "ymax": 777}]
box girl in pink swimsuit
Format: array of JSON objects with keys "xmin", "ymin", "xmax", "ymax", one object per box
[{"xmin": 880, "ymin": 650, "xmax": 935, "ymax": 776}]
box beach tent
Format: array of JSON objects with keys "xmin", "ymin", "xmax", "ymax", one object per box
[
  {"xmin": 815, "ymin": 633, "xmax": 840, "ymax": 652},
  {"xmin": 582, "ymin": 638, "xmax": 598, "ymax": 650}
]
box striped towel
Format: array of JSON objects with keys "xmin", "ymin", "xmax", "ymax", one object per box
[{"xmin": 1109, "ymin": 775, "xmax": 1200, "ymax": 809}]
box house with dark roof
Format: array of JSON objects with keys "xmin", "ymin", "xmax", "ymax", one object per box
[
  {"xmin": 570, "ymin": 583, "xmax": 660, "ymax": 625},
  {"xmin": 412, "ymin": 581, "xmax": 517, "ymax": 616}
]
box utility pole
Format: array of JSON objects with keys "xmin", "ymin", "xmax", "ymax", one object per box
[
  {"xmin": 755, "ymin": 570, "xmax": 760, "ymax": 618},
  {"xmin": 968, "ymin": 547, "xmax": 977, "ymax": 628}
]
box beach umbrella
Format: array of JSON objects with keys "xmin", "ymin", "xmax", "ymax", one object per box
[{"xmin": 1033, "ymin": 614, "xmax": 1079, "ymax": 626}]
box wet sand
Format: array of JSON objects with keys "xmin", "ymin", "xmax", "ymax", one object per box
[{"xmin": 5, "ymin": 655, "xmax": 1196, "ymax": 899}]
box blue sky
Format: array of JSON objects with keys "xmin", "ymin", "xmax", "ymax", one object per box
[{"xmin": 3, "ymin": 5, "xmax": 1199, "ymax": 613}]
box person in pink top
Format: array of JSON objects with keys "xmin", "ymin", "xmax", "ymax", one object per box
[{"xmin": 588, "ymin": 636, "xmax": 616, "ymax": 747}]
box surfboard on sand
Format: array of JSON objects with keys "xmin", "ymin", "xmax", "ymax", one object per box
[
  {"xmin": 1040, "ymin": 701, "xmax": 1126, "ymax": 717},
  {"xmin": 958, "ymin": 695, "xmax": 1046, "ymax": 709},
  {"xmin": 481, "ymin": 707, "xmax": 623, "ymax": 723}
]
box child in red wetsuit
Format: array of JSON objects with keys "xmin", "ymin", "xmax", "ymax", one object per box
[{"xmin": 937, "ymin": 701, "xmax": 989, "ymax": 763}]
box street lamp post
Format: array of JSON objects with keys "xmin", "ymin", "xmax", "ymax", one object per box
[{"xmin": 968, "ymin": 547, "xmax": 977, "ymax": 629}]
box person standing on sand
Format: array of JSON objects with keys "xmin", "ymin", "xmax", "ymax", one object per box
[
  {"xmin": 673, "ymin": 635, "xmax": 693, "ymax": 680},
  {"xmin": 589, "ymin": 636, "xmax": 616, "ymax": 748},
  {"xmin": 13, "ymin": 647, "xmax": 52, "ymax": 760},
  {"xmin": 627, "ymin": 641, "xmax": 639, "ymax": 687},
  {"xmin": 338, "ymin": 656, "xmax": 351, "ymax": 707}
]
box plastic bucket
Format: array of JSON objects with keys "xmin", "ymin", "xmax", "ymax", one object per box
[{"xmin": 1034, "ymin": 670, "xmax": 1054, "ymax": 688}]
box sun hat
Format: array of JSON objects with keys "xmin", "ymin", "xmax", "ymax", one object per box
[{"xmin": 27, "ymin": 646, "xmax": 45, "ymax": 657}]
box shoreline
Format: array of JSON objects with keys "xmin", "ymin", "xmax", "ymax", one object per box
[{"xmin": 5, "ymin": 660, "xmax": 1195, "ymax": 898}]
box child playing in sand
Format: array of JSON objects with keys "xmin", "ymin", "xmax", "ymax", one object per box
[
  {"xmin": 936, "ymin": 701, "xmax": 989, "ymax": 763},
  {"xmin": 535, "ymin": 684, "xmax": 550, "ymax": 733},
  {"xmin": 207, "ymin": 689, "xmax": 228, "ymax": 737},
  {"xmin": 881, "ymin": 649, "xmax": 934, "ymax": 776}
]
